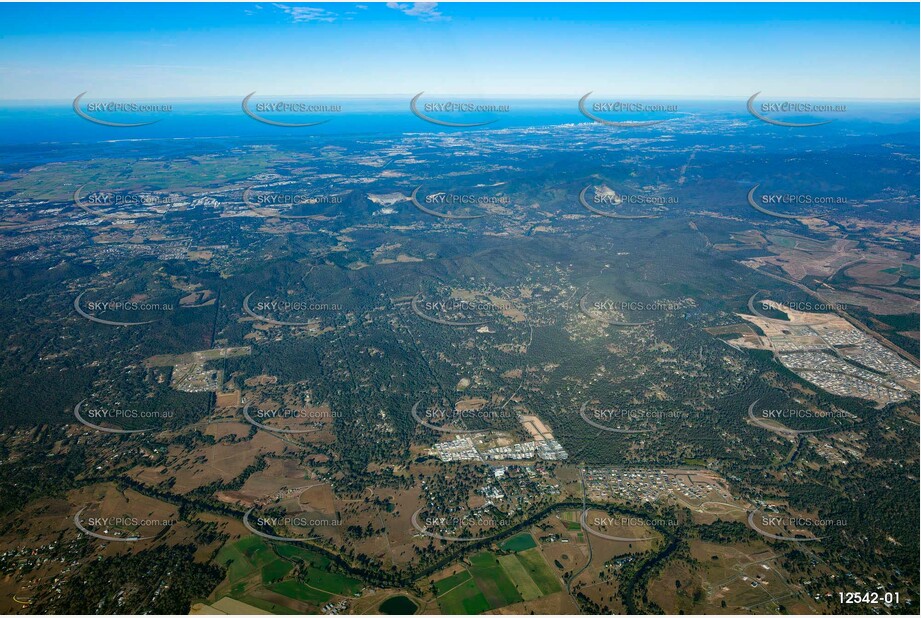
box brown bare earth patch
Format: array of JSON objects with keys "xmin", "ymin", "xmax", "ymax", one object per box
[
  {"xmin": 298, "ymin": 482, "xmax": 337, "ymax": 516},
  {"xmin": 215, "ymin": 390, "xmax": 241, "ymax": 408},
  {"xmin": 236, "ymin": 457, "xmax": 313, "ymax": 504},
  {"xmin": 202, "ymin": 420, "xmax": 251, "ymax": 440},
  {"xmin": 244, "ymin": 374, "xmax": 279, "ymax": 386},
  {"xmin": 646, "ymin": 559, "xmax": 705, "ymax": 614},
  {"xmin": 143, "ymin": 346, "xmax": 251, "ymax": 368},
  {"xmin": 485, "ymin": 590, "xmax": 580, "ymax": 614},
  {"xmin": 128, "ymin": 430, "xmax": 289, "ymax": 493},
  {"xmin": 179, "ymin": 290, "xmax": 215, "ymax": 306},
  {"xmin": 455, "ymin": 397, "xmax": 488, "ymax": 412},
  {"xmin": 682, "ymin": 539, "xmax": 821, "ymax": 614},
  {"xmin": 705, "ymin": 324, "xmax": 755, "ymax": 336}
]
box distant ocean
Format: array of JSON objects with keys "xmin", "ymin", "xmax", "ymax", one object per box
[{"xmin": 0, "ymin": 98, "xmax": 916, "ymax": 169}]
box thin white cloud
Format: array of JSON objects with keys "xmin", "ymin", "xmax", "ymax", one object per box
[
  {"xmin": 386, "ymin": 2, "xmax": 446, "ymax": 22},
  {"xmin": 274, "ymin": 3, "xmax": 338, "ymax": 23}
]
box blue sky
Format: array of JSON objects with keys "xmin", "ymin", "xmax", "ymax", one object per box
[{"xmin": 0, "ymin": 2, "xmax": 918, "ymax": 100}]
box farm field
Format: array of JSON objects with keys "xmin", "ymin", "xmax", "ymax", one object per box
[
  {"xmin": 211, "ymin": 536, "xmax": 363, "ymax": 613},
  {"xmin": 433, "ymin": 547, "xmax": 563, "ymax": 614}
]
